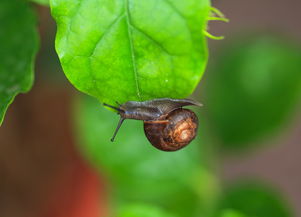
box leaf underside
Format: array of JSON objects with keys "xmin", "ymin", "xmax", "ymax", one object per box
[
  {"xmin": 0, "ymin": 0, "xmax": 38, "ymax": 125},
  {"xmin": 51, "ymin": 0, "xmax": 210, "ymax": 106}
]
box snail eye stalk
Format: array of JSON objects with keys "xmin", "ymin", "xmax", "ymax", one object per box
[
  {"xmin": 103, "ymin": 103, "xmax": 123, "ymax": 113},
  {"xmin": 103, "ymin": 103, "xmax": 125, "ymax": 142},
  {"xmin": 110, "ymin": 117, "xmax": 125, "ymax": 142}
]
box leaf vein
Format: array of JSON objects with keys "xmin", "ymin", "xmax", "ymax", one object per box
[
  {"xmin": 163, "ymin": 0, "xmax": 186, "ymax": 21},
  {"xmin": 131, "ymin": 25, "xmax": 176, "ymax": 56},
  {"xmin": 124, "ymin": 0, "xmax": 142, "ymax": 100},
  {"xmin": 90, "ymin": 14, "xmax": 124, "ymax": 57}
]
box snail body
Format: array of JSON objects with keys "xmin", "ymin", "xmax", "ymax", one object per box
[{"xmin": 103, "ymin": 98, "xmax": 202, "ymax": 151}]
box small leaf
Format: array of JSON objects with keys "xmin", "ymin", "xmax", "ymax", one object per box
[
  {"xmin": 50, "ymin": 0, "xmax": 211, "ymax": 105},
  {"xmin": 205, "ymin": 34, "xmax": 301, "ymax": 149},
  {"xmin": 0, "ymin": 0, "xmax": 39, "ymax": 125},
  {"xmin": 218, "ymin": 181, "xmax": 292, "ymax": 217},
  {"xmin": 73, "ymin": 95, "xmax": 219, "ymax": 217}
]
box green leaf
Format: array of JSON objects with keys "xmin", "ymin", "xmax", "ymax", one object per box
[
  {"xmin": 205, "ymin": 34, "xmax": 301, "ymax": 149},
  {"xmin": 0, "ymin": 0, "xmax": 39, "ymax": 125},
  {"xmin": 218, "ymin": 181, "xmax": 292, "ymax": 217},
  {"xmin": 50, "ymin": 0, "xmax": 210, "ymax": 106},
  {"xmin": 73, "ymin": 95, "xmax": 220, "ymax": 217},
  {"xmin": 116, "ymin": 203, "xmax": 176, "ymax": 217}
]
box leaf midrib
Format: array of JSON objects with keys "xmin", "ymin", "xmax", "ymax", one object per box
[{"xmin": 124, "ymin": 0, "xmax": 142, "ymax": 100}]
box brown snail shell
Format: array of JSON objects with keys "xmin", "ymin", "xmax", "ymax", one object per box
[{"xmin": 144, "ymin": 108, "xmax": 199, "ymax": 151}]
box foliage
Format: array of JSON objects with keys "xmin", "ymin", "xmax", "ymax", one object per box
[
  {"xmin": 205, "ymin": 34, "xmax": 301, "ymax": 149},
  {"xmin": 50, "ymin": 0, "xmax": 211, "ymax": 106},
  {"xmin": 218, "ymin": 181, "xmax": 292, "ymax": 217},
  {"xmin": 0, "ymin": 0, "xmax": 38, "ymax": 125}
]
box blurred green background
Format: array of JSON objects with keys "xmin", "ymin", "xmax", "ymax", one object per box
[{"xmin": 0, "ymin": 0, "xmax": 301, "ymax": 217}]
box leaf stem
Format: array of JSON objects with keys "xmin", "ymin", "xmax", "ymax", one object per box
[
  {"xmin": 203, "ymin": 30, "xmax": 225, "ymax": 40},
  {"xmin": 210, "ymin": 7, "xmax": 227, "ymax": 18},
  {"xmin": 203, "ymin": 7, "xmax": 229, "ymax": 40},
  {"xmin": 207, "ymin": 16, "xmax": 229, "ymax": 23}
]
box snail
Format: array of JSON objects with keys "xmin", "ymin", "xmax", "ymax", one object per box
[{"xmin": 103, "ymin": 98, "xmax": 202, "ymax": 151}]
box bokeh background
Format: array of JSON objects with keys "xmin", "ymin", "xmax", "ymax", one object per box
[{"xmin": 0, "ymin": 0, "xmax": 300, "ymax": 217}]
